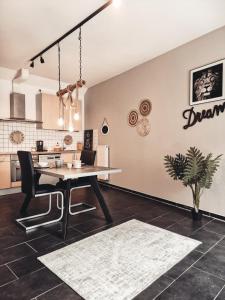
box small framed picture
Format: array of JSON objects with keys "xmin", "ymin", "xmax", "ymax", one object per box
[{"xmin": 190, "ymin": 59, "xmax": 225, "ymax": 106}]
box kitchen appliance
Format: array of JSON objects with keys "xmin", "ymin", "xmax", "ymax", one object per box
[
  {"xmin": 11, "ymin": 154, "xmax": 38, "ymax": 183},
  {"xmin": 97, "ymin": 145, "xmax": 110, "ymax": 181},
  {"xmin": 38, "ymin": 154, "xmax": 61, "ymax": 164},
  {"xmin": 10, "ymin": 93, "xmax": 25, "ymax": 119},
  {"xmin": 36, "ymin": 140, "xmax": 44, "ymax": 152}
]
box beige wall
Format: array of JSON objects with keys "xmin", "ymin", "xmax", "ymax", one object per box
[{"xmin": 85, "ymin": 26, "xmax": 225, "ymax": 217}]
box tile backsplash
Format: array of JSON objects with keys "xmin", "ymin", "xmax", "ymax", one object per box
[{"xmin": 0, "ymin": 121, "xmax": 84, "ymax": 152}]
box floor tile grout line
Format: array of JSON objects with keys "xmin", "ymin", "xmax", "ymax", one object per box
[
  {"xmin": 6, "ymin": 264, "xmax": 19, "ymax": 280},
  {"xmin": 214, "ymin": 284, "xmax": 225, "ymax": 300},
  {"xmin": 193, "ymin": 266, "xmax": 225, "ymax": 282},
  {"xmin": 33, "ymin": 282, "xmax": 63, "ymax": 299},
  {"xmin": 194, "ymin": 249, "xmax": 204, "ymax": 254},
  {"xmin": 199, "ymin": 226, "xmax": 225, "ymax": 237},
  {"xmin": 165, "ymin": 218, "xmax": 223, "ymax": 239},
  {"xmin": 4, "ymin": 233, "xmax": 49, "ymax": 250},
  {"xmin": 144, "ymin": 211, "xmax": 176, "ymax": 224},
  {"xmin": 153, "ymin": 233, "xmax": 225, "ymax": 299},
  {"xmin": 28, "ymin": 266, "xmax": 46, "ymax": 275},
  {"xmin": 0, "ymin": 278, "xmax": 18, "ymax": 289},
  {"xmin": 25, "ymin": 242, "xmax": 38, "ymax": 253},
  {"xmin": 0, "ymin": 254, "xmax": 29, "ymax": 267}
]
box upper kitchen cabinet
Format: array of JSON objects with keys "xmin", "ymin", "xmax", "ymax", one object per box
[
  {"xmin": 36, "ymin": 93, "xmax": 61, "ymax": 130},
  {"xmin": 36, "ymin": 93, "xmax": 82, "ymax": 131}
]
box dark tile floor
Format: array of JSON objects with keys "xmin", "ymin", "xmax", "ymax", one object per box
[{"xmin": 0, "ymin": 185, "xmax": 225, "ymax": 299}]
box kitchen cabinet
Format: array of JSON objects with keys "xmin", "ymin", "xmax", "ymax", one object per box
[
  {"xmin": 36, "ymin": 93, "xmax": 62, "ymax": 130},
  {"xmin": 36, "ymin": 93, "xmax": 82, "ymax": 131},
  {"xmin": 0, "ymin": 155, "xmax": 11, "ymax": 189}
]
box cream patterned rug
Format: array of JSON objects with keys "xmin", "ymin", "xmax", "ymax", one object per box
[{"xmin": 38, "ymin": 219, "xmax": 201, "ymax": 300}]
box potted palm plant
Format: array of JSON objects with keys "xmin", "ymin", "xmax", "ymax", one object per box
[{"xmin": 164, "ymin": 147, "xmax": 222, "ymax": 220}]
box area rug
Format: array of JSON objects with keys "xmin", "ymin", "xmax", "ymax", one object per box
[{"xmin": 38, "ymin": 219, "xmax": 201, "ymax": 300}]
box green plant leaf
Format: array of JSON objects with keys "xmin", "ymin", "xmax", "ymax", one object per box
[
  {"xmin": 164, "ymin": 154, "xmax": 188, "ymax": 181},
  {"xmin": 183, "ymin": 147, "xmax": 205, "ymax": 185}
]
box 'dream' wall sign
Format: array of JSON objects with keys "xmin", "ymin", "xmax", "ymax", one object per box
[{"xmin": 183, "ymin": 101, "xmax": 225, "ymax": 129}]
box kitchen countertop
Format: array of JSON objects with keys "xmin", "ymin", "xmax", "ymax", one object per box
[{"xmin": 0, "ymin": 150, "xmax": 81, "ymax": 155}]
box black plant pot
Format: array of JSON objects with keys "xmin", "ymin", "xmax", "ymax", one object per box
[{"xmin": 191, "ymin": 208, "xmax": 202, "ymax": 221}]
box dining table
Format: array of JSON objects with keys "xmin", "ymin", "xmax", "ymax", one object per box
[{"xmin": 36, "ymin": 165, "xmax": 122, "ymax": 239}]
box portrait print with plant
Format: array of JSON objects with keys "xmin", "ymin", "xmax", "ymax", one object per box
[{"xmin": 164, "ymin": 147, "xmax": 222, "ymax": 219}]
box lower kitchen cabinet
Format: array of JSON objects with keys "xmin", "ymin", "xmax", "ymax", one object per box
[{"xmin": 0, "ymin": 155, "xmax": 11, "ymax": 189}]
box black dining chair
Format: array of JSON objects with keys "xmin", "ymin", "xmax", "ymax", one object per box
[
  {"xmin": 16, "ymin": 151, "xmax": 64, "ymax": 231},
  {"xmin": 57, "ymin": 150, "xmax": 97, "ymax": 215}
]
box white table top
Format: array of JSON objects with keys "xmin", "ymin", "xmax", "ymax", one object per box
[{"xmin": 36, "ymin": 166, "xmax": 122, "ymax": 180}]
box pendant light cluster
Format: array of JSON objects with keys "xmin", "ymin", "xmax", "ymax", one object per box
[
  {"xmin": 57, "ymin": 27, "xmax": 83, "ymax": 131},
  {"xmin": 28, "ymin": 0, "xmax": 120, "ymax": 132}
]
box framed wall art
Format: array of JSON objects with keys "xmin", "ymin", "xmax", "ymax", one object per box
[{"xmin": 190, "ymin": 58, "xmax": 225, "ymax": 106}]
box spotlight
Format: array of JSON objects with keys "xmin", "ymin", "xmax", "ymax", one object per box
[
  {"xmin": 113, "ymin": 0, "xmax": 121, "ymax": 8},
  {"xmin": 30, "ymin": 61, "xmax": 34, "ymax": 68},
  {"xmin": 40, "ymin": 56, "xmax": 45, "ymax": 64}
]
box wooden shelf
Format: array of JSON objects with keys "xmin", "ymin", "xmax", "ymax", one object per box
[{"xmin": 0, "ymin": 119, "xmax": 42, "ymax": 124}]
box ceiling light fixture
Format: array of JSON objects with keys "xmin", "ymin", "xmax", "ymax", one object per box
[
  {"xmin": 57, "ymin": 43, "xmax": 65, "ymax": 127},
  {"xmin": 28, "ymin": 1, "xmax": 113, "ymax": 130},
  {"xmin": 29, "ymin": 1, "xmax": 113, "ymax": 63},
  {"xmin": 113, "ymin": 0, "xmax": 121, "ymax": 8},
  {"xmin": 72, "ymin": 27, "xmax": 83, "ymax": 122}
]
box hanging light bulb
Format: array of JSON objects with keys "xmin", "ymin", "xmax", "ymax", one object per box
[
  {"xmin": 74, "ymin": 112, "xmax": 79, "ymax": 121},
  {"xmin": 58, "ymin": 116, "xmax": 64, "ymax": 126},
  {"xmin": 73, "ymin": 85, "xmax": 80, "ymax": 121},
  {"xmin": 68, "ymin": 124, "xmax": 74, "ymax": 132}
]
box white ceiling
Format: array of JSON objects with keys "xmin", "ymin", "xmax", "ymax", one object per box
[{"xmin": 1, "ymin": 0, "xmax": 225, "ymax": 87}]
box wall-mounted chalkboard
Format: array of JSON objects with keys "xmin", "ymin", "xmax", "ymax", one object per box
[{"xmin": 84, "ymin": 129, "xmax": 93, "ymax": 150}]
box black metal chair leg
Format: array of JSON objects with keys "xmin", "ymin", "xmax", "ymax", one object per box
[
  {"xmin": 20, "ymin": 194, "xmax": 32, "ymax": 215},
  {"xmin": 89, "ymin": 176, "xmax": 113, "ymax": 223}
]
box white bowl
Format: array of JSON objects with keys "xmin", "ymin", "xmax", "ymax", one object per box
[{"xmin": 38, "ymin": 162, "xmax": 49, "ymax": 168}]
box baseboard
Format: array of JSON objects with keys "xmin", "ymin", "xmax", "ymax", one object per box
[
  {"xmin": 99, "ymin": 181, "xmax": 225, "ymax": 222},
  {"xmin": 0, "ymin": 187, "xmax": 20, "ymax": 196}
]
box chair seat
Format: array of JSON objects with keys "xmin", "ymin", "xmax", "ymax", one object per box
[
  {"xmin": 35, "ymin": 184, "xmax": 61, "ymax": 195},
  {"xmin": 56, "ymin": 177, "xmax": 91, "ymax": 190}
]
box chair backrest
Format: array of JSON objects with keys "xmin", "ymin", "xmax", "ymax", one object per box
[
  {"xmin": 80, "ymin": 150, "xmax": 96, "ymax": 166},
  {"xmin": 17, "ymin": 151, "xmax": 35, "ymax": 196}
]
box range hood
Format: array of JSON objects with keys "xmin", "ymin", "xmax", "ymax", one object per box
[
  {"xmin": 1, "ymin": 92, "xmax": 42, "ymax": 124},
  {"xmin": 10, "ymin": 92, "xmax": 25, "ymax": 119}
]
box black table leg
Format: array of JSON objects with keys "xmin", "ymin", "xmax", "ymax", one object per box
[
  {"xmin": 89, "ymin": 176, "xmax": 113, "ymax": 223},
  {"xmin": 62, "ymin": 179, "xmax": 71, "ymax": 240}
]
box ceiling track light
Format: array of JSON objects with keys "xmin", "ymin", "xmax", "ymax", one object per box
[
  {"xmin": 29, "ymin": 1, "xmax": 113, "ymax": 63},
  {"xmin": 30, "ymin": 61, "xmax": 34, "ymax": 68},
  {"xmin": 40, "ymin": 56, "xmax": 45, "ymax": 63}
]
